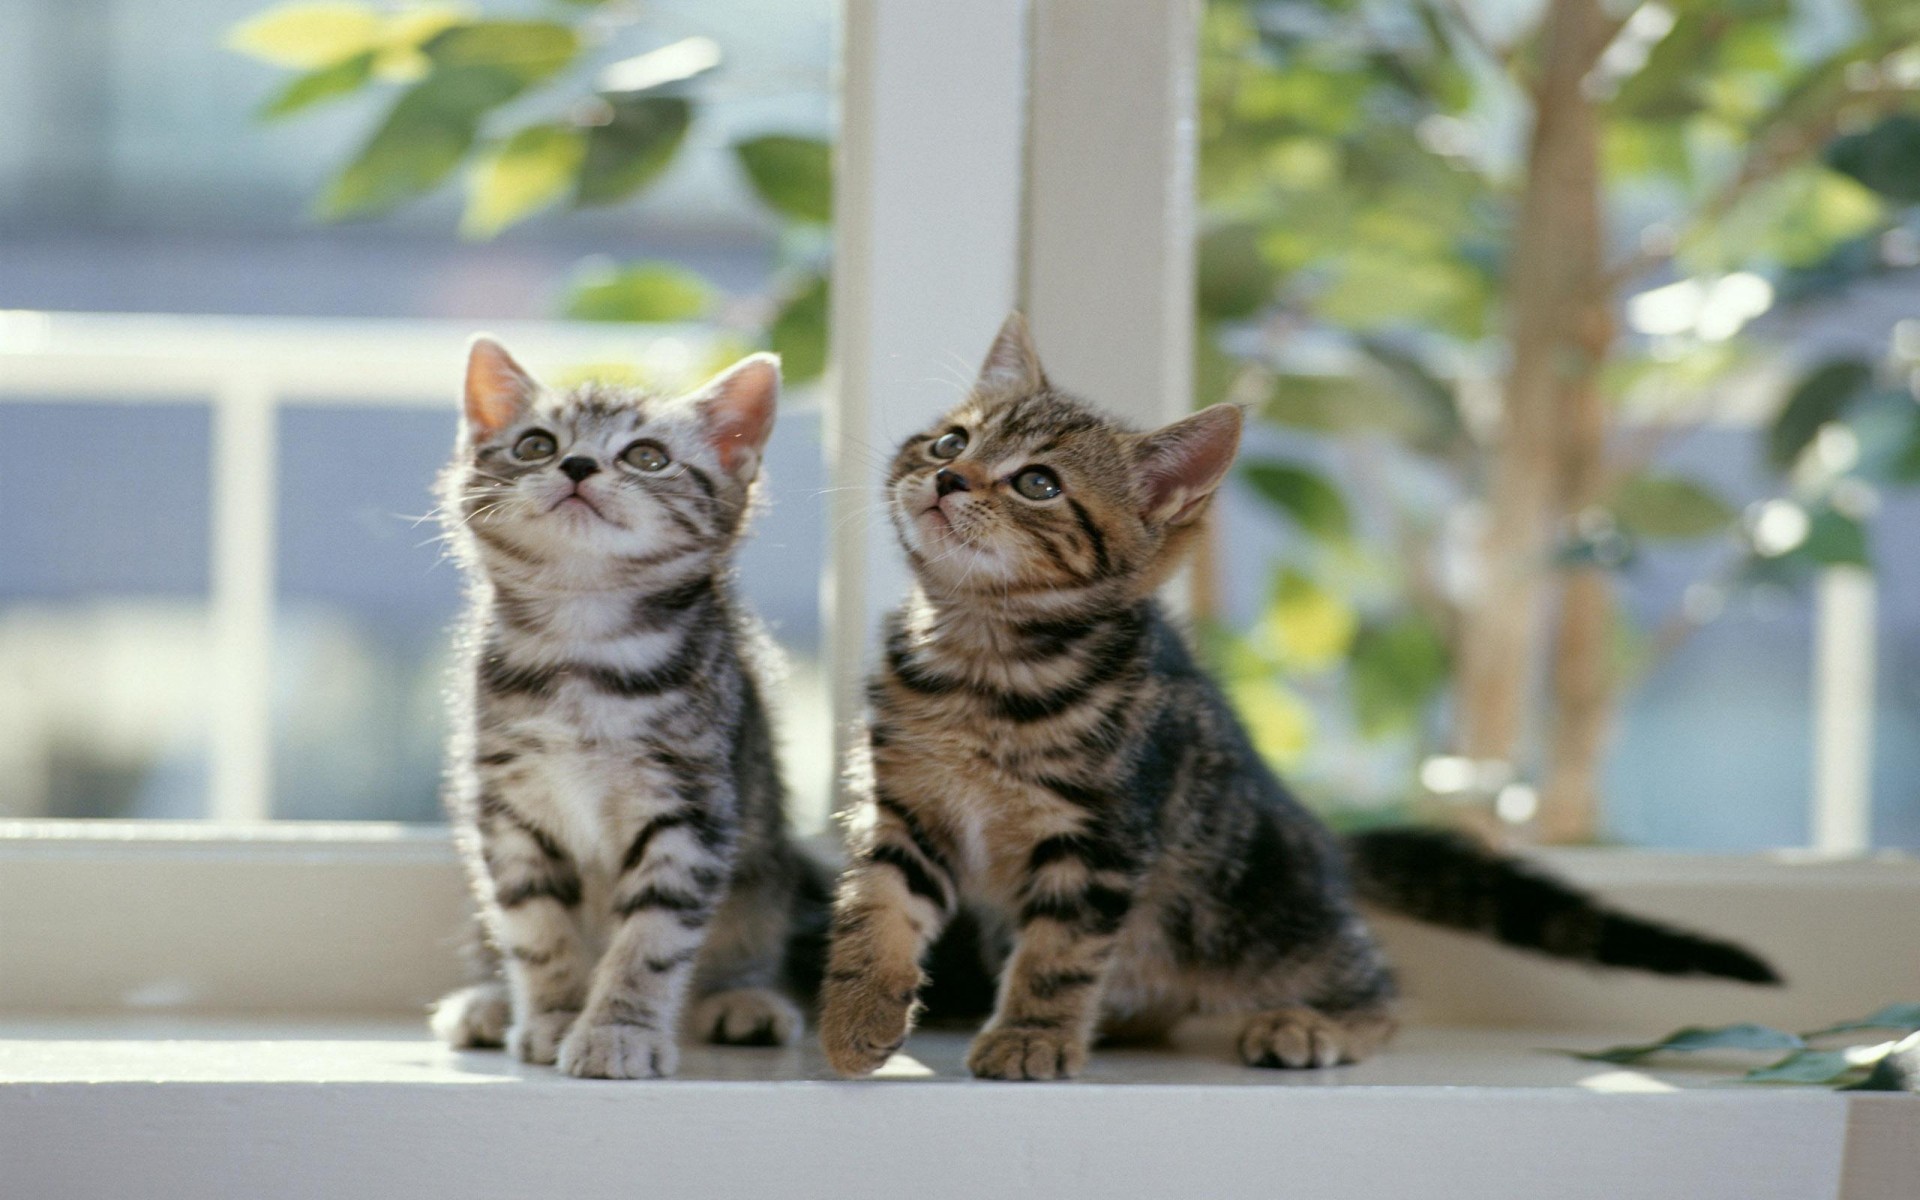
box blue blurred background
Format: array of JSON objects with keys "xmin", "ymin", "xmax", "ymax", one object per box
[{"xmin": 0, "ymin": 0, "xmax": 1915, "ymax": 848}]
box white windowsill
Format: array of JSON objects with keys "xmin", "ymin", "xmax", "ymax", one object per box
[
  {"xmin": 7, "ymin": 821, "xmax": 1918, "ymax": 1030},
  {"xmin": 0, "ymin": 1014, "xmax": 1779, "ymax": 1089},
  {"xmin": 4, "ymin": 1016, "xmax": 1913, "ymax": 1200},
  {"xmin": 5, "ymin": 827, "xmax": 1918, "ymax": 1196}
]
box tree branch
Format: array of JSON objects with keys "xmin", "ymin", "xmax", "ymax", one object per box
[
  {"xmin": 1602, "ymin": 78, "xmax": 1919, "ymax": 293},
  {"xmin": 1434, "ymin": 0, "xmax": 1522, "ymax": 78}
]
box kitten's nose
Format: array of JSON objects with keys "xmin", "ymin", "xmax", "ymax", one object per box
[
  {"xmin": 934, "ymin": 468, "xmax": 970, "ymax": 497},
  {"xmin": 559, "ymin": 456, "xmax": 600, "ymax": 482}
]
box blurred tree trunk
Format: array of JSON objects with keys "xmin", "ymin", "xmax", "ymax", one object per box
[
  {"xmin": 1542, "ymin": 364, "xmax": 1616, "ymax": 842},
  {"xmin": 1454, "ymin": 0, "xmax": 1613, "ymax": 840}
]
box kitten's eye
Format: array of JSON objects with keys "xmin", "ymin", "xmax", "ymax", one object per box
[
  {"xmin": 1012, "ymin": 466, "xmax": 1062, "ymax": 501},
  {"xmin": 513, "ymin": 431, "xmax": 557, "ymax": 461},
  {"xmin": 929, "ymin": 429, "xmax": 968, "ymax": 460},
  {"xmin": 620, "ymin": 440, "xmax": 671, "ymax": 472}
]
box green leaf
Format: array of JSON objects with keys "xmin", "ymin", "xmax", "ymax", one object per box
[
  {"xmin": 258, "ymin": 50, "xmax": 375, "ymax": 119},
  {"xmin": 1826, "ymin": 115, "xmax": 1920, "ymax": 205},
  {"xmin": 1264, "ymin": 569, "xmax": 1356, "ymax": 671},
  {"xmin": 1801, "ymin": 507, "xmax": 1869, "ymax": 567},
  {"xmin": 1353, "ymin": 334, "xmax": 1465, "ymax": 450},
  {"xmin": 563, "ymin": 262, "xmax": 713, "ymax": 323},
  {"xmin": 1744, "ymin": 1049, "xmax": 1874, "ymax": 1085},
  {"xmin": 463, "ymin": 124, "xmax": 586, "ymax": 238},
  {"xmin": 1556, "ymin": 522, "xmax": 1637, "ymax": 571},
  {"xmin": 1859, "ymin": 0, "xmax": 1920, "ymax": 38},
  {"xmin": 1893, "ymin": 424, "xmax": 1920, "ymax": 484},
  {"xmin": 734, "ymin": 135, "xmax": 832, "ymax": 224},
  {"xmin": 1197, "ymin": 223, "xmax": 1277, "ymax": 320},
  {"xmin": 1225, "ymin": 676, "xmax": 1314, "ymax": 769},
  {"xmin": 1612, "ymin": 473, "xmax": 1736, "ymax": 539},
  {"xmin": 1578, "ymin": 1023, "xmax": 1805, "ymax": 1065},
  {"xmin": 1261, "ymin": 370, "xmax": 1446, "ymax": 440},
  {"xmin": 768, "ymin": 272, "xmax": 829, "ymax": 384},
  {"xmin": 423, "ymin": 21, "xmax": 578, "ymax": 85},
  {"xmin": 1240, "ymin": 460, "xmax": 1352, "ymax": 542},
  {"xmin": 1611, "ymin": 12, "xmax": 1717, "ymax": 121},
  {"xmin": 1805, "ymin": 1002, "xmax": 1920, "ymax": 1039},
  {"xmin": 1769, "ymin": 359, "xmax": 1874, "ymax": 471},
  {"xmin": 576, "ymin": 96, "xmax": 691, "ymax": 206},
  {"xmin": 1348, "ymin": 615, "xmax": 1449, "ymax": 738},
  {"xmin": 227, "ymin": 2, "xmax": 381, "ymax": 68},
  {"xmin": 319, "ymin": 64, "xmax": 528, "ymax": 220}
]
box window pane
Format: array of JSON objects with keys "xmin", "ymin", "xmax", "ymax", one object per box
[
  {"xmin": 270, "ymin": 404, "xmax": 458, "ymax": 823},
  {"xmin": 3, "ymin": 0, "xmax": 833, "ymax": 826},
  {"xmin": 0, "ymin": 401, "xmax": 214, "ymax": 818},
  {"xmin": 1872, "ymin": 489, "xmax": 1920, "ymax": 847}
]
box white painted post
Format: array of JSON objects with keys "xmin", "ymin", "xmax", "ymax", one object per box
[
  {"xmin": 208, "ymin": 379, "xmax": 277, "ymax": 822},
  {"xmin": 826, "ymin": 0, "xmax": 1032, "ymax": 801},
  {"xmin": 825, "ymin": 0, "xmax": 1201, "ymax": 802},
  {"xmin": 1023, "ymin": 0, "xmax": 1198, "ymax": 433},
  {"xmin": 1811, "ymin": 567, "xmax": 1876, "ymax": 853}
]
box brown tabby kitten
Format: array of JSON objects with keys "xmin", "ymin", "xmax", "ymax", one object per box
[
  {"xmin": 429, "ymin": 339, "xmax": 825, "ymax": 1078},
  {"xmin": 819, "ymin": 315, "xmax": 1777, "ymax": 1081}
]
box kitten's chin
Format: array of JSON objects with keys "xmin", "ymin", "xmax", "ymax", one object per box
[{"xmin": 901, "ymin": 527, "xmax": 1018, "ymax": 594}]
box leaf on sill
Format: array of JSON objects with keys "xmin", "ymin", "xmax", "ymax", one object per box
[
  {"xmin": 1576, "ymin": 1022, "xmax": 1805, "ymax": 1064},
  {"xmin": 1743, "ymin": 1048, "xmax": 1879, "ymax": 1086},
  {"xmin": 1842, "ymin": 1031, "xmax": 1920, "ymax": 1093},
  {"xmin": 1802, "ymin": 1002, "xmax": 1920, "ymax": 1040}
]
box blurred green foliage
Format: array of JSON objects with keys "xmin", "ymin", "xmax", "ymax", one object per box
[
  {"xmin": 228, "ymin": 1, "xmax": 831, "ymax": 381},
  {"xmin": 1193, "ymin": 0, "xmax": 1920, "ymax": 812},
  {"xmin": 230, "ymin": 1, "xmax": 1920, "ymax": 819}
]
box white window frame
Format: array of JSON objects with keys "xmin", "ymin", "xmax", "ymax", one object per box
[{"xmin": 0, "ymin": 0, "xmax": 1911, "ymax": 1021}]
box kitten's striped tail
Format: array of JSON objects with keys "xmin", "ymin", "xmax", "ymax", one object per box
[{"xmin": 1345, "ymin": 827, "xmax": 1782, "ymax": 985}]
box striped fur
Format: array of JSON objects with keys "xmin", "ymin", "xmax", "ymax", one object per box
[
  {"xmin": 428, "ymin": 340, "xmax": 822, "ymax": 1078},
  {"xmin": 1346, "ymin": 828, "xmax": 1779, "ymax": 983},
  {"xmin": 818, "ymin": 314, "xmax": 1775, "ymax": 1081}
]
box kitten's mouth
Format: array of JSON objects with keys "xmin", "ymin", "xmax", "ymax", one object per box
[
  {"xmin": 919, "ymin": 503, "xmax": 951, "ymax": 531},
  {"xmin": 552, "ymin": 491, "xmax": 608, "ymax": 521}
]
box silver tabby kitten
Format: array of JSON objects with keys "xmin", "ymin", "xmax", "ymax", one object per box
[{"xmin": 429, "ymin": 338, "xmax": 821, "ymax": 1079}]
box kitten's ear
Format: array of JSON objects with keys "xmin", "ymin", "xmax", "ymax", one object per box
[
  {"xmin": 464, "ymin": 336, "xmax": 537, "ymax": 436},
  {"xmin": 976, "ymin": 311, "xmax": 1048, "ymax": 394},
  {"xmin": 1134, "ymin": 404, "xmax": 1243, "ymax": 525},
  {"xmin": 689, "ymin": 352, "xmax": 780, "ymax": 479}
]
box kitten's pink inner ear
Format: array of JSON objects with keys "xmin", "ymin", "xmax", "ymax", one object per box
[
  {"xmin": 976, "ymin": 311, "xmax": 1048, "ymax": 393},
  {"xmin": 1137, "ymin": 404, "xmax": 1244, "ymax": 525},
  {"xmin": 694, "ymin": 352, "xmax": 781, "ymax": 477},
  {"xmin": 464, "ymin": 336, "xmax": 536, "ymax": 436}
]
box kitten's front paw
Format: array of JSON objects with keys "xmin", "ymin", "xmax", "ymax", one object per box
[
  {"xmin": 558, "ymin": 1021, "xmax": 679, "ymax": 1079},
  {"xmin": 818, "ymin": 972, "xmax": 920, "ymax": 1077},
  {"xmin": 1237, "ymin": 1007, "xmax": 1396, "ymax": 1069},
  {"xmin": 690, "ymin": 988, "xmax": 801, "ymax": 1047},
  {"xmin": 967, "ymin": 1026, "xmax": 1087, "ymax": 1081},
  {"xmin": 430, "ymin": 982, "xmax": 510, "ymax": 1049},
  {"xmin": 507, "ymin": 1008, "xmax": 578, "ymax": 1066}
]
